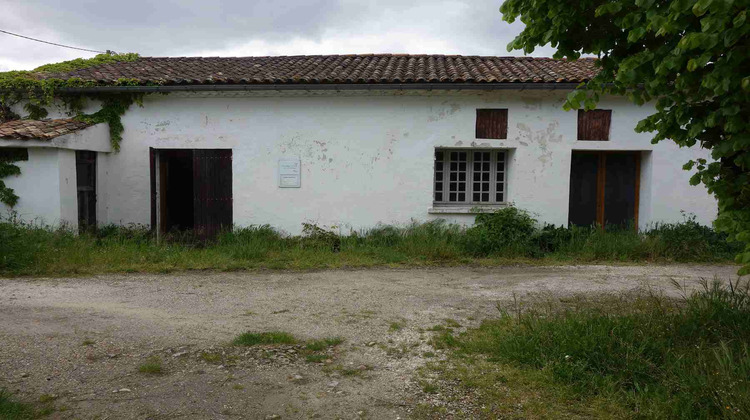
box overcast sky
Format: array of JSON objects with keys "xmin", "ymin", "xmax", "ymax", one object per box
[{"xmin": 0, "ymin": 0, "xmax": 556, "ymax": 71}]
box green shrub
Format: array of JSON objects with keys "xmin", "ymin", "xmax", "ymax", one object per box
[
  {"xmin": 646, "ymin": 213, "xmax": 742, "ymax": 261},
  {"xmin": 464, "ymin": 206, "xmax": 537, "ymax": 256}
]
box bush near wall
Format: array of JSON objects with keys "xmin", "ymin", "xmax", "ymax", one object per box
[{"xmin": 0, "ymin": 208, "xmax": 742, "ymax": 276}]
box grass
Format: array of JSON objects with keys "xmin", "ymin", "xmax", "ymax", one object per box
[
  {"xmin": 305, "ymin": 337, "xmax": 344, "ymax": 351},
  {"xmin": 0, "ymin": 390, "xmax": 34, "ymax": 420},
  {"xmin": 137, "ymin": 356, "xmax": 164, "ymax": 374},
  {"xmin": 0, "ymin": 210, "xmax": 741, "ymax": 277},
  {"xmin": 232, "ymin": 331, "xmax": 297, "ymax": 346},
  {"xmin": 200, "ymin": 351, "xmax": 223, "ymax": 364},
  {"xmin": 305, "ymin": 354, "xmax": 330, "ymax": 363},
  {"xmin": 423, "ymin": 278, "xmax": 750, "ymax": 419},
  {"xmin": 388, "ymin": 321, "xmax": 405, "ymax": 332}
]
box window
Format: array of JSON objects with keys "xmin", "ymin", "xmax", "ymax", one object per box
[
  {"xmin": 476, "ymin": 109, "xmax": 508, "ymax": 139},
  {"xmin": 434, "ymin": 149, "xmax": 506, "ymax": 204},
  {"xmin": 578, "ymin": 109, "xmax": 612, "ymax": 141},
  {"xmin": 0, "ymin": 148, "xmax": 29, "ymax": 162}
]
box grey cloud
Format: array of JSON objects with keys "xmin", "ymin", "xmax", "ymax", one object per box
[{"xmin": 0, "ymin": 0, "xmax": 554, "ymax": 70}]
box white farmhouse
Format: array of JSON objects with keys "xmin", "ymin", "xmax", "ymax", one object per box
[{"xmin": 0, "ymin": 54, "xmax": 716, "ymax": 235}]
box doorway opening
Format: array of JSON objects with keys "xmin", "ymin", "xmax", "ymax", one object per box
[
  {"xmin": 160, "ymin": 150, "xmax": 194, "ymax": 232},
  {"xmin": 568, "ymin": 151, "xmax": 641, "ymax": 228},
  {"xmin": 150, "ymin": 148, "xmax": 233, "ymax": 239}
]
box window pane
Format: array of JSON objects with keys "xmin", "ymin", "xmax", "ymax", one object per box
[{"xmin": 448, "ymin": 151, "xmax": 468, "ymax": 202}]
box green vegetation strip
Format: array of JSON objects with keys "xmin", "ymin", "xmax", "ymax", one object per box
[
  {"xmin": 0, "ymin": 207, "xmax": 742, "ymax": 277},
  {"xmin": 232, "ymin": 331, "xmax": 297, "ymax": 346},
  {"xmin": 421, "ymin": 279, "xmax": 750, "ymax": 419}
]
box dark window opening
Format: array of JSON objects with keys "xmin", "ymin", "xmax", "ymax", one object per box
[
  {"xmin": 0, "ymin": 148, "xmax": 29, "ymax": 162},
  {"xmin": 76, "ymin": 150, "xmax": 96, "ymax": 229},
  {"xmin": 476, "ymin": 109, "xmax": 508, "ymax": 139},
  {"xmin": 578, "ymin": 109, "xmax": 612, "ymax": 141}
]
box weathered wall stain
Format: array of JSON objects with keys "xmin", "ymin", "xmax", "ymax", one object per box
[{"xmin": 515, "ymin": 121, "xmax": 563, "ymax": 170}]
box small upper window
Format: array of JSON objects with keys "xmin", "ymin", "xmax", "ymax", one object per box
[
  {"xmin": 0, "ymin": 148, "xmax": 29, "ymax": 162},
  {"xmin": 476, "ymin": 109, "xmax": 508, "ymax": 139},
  {"xmin": 578, "ymin": 109, "xmax": 612, "ymax": 141}
]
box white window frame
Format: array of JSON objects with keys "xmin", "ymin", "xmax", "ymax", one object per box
[{"xmin": 433, "ymin": 148, "xmax": 507, "ymax": 207}]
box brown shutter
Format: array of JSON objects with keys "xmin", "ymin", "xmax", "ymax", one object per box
[
  {"xmin": 193, "ymin": 149, "xmax": 233, "ymax": 240},
  {"xmin": 578, "ymin": 109, "xmax": 612, "ymax": 141},
  {"xmin": 476, "ymin": 109, "xmax": 508, "ymax": 139}
]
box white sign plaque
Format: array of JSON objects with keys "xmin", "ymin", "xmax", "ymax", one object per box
[{"xmin": 278, "ymin": 157, "xmax": 301, "ymax": 188}]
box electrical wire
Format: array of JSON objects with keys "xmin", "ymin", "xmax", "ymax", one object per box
[{"xmin": 0, "ymin": 29, "xmax": 108, "ymax": 54}]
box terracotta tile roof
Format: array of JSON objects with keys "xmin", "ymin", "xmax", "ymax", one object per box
[
  {"xmin": 0, "ymin": 119, "xmax": 95, "ymax": 140},
  {"xmin": 35, "ymin": 55, "xmax": 598, "ymax": 86}
]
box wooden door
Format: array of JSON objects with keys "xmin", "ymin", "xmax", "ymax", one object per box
[
  {"xmin": 568, "ymin": 151, "xmax": 640, "ymax": 228},
  {"xmin": 193, "ymin": 149, "xmax": 233, "ymax": 239},
  {"xmin": 568, "ymin": 152, "xmax": 600, "ymax": 227},
  {"xmin": 604, "ymin": 153, "xmax": 639, "ymax": 226},
  {"xmin": 76, "ymin": 151, "xmax": 97, "ymax": 230}
]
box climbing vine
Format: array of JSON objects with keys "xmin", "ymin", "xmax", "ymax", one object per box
[
  {"xmin": 0, "ymin": 157, "xmax": 21, "ymax": 207},
  {"xmin": 0, "ymin": 53, "xmax": 146, "ymax": 207}
]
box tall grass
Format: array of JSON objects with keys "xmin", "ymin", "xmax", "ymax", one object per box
[
  {"xmin": 434, "ymin": 279, "xmax": 750, "ymax": 419},
  {"xmin": 0, "ymin": 207, "xmax": 741, "ymax": 276}
]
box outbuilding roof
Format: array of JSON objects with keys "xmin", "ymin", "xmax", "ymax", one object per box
[
  {"xmin": 34, "ymin": 55, "xmax": 598, "ymax": 86},
  {"xmin": 0, "ymin": 119, "xmax": 95, "ymax": 140}
]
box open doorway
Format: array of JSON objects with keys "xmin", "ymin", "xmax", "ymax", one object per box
[
  {"xmin": 150, "ymin": 148, "xmax": 233, "ymax": 239},
  {"xmin": 160, "ymin": 150, "xmax": 194, "ymax": 232}
]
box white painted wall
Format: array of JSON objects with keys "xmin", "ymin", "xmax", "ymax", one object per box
[
  {"xmin": 0, "ymin": 148, "xmax": 78, "ymax": 229},
  {"xmin": 86, "ymin": 89, "xmax": 715, "ymax": 234}
]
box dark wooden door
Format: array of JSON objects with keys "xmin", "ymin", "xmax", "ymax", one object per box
[
  {"xmin": 76, "ymin": 151, "xmax": 97, "ymax": 229},
  {"xmin": 568, "ymin": 152, "xmax": 600, "ymax": 227},
  {"xmin": 193, "ymin": 149, "xmax": 233, "ymax": 239},
  {"xmin": 568, "ymin": 151, "xmax": 640, "ymax": 228},
  {"xmin": 604, "ymin": 153, "xmax": 639, "ymax": 226}
]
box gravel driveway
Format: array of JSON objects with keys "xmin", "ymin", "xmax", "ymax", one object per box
[{"xmin": 0, "ymin": 264, "xmax": 742, "ymax": 419}]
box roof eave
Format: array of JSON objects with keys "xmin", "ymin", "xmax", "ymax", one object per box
[{"xmin": 53, "ymin": 82, "xmax": 584, "ymax": 94}]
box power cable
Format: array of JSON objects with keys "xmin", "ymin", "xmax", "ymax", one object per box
[{"xmin": 0, "ymin": 29, "xmax": 109, "ymax": 54}]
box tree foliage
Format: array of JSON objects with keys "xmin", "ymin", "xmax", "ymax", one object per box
[{"xmin": 500, "ymin": 0, "xmax": 750, "ymax": 273}]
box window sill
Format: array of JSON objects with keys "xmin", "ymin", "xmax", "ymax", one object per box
[{"xmin": 428, "ymin": 204, "xmax": 507, "ymax": 214}]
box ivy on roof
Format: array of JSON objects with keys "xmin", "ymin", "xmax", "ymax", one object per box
[{"xmin": 0, "ymin": 53, "xmax": 144, "ymax": 207}]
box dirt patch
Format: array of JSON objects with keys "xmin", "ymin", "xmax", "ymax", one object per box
[{"xmin": 0, "ymin": 265, "xmax": 742, "ymax": 419}]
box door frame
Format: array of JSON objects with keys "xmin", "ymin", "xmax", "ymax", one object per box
[
  {"xmin": 570, "ymin": 150, "xmax": 641, "ymax": 228},
  {"xmin": 149, "ymin": 148, "xmax": 233, "ymax": 239}
]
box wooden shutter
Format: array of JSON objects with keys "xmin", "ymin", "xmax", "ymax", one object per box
[
  {"xmin": 76, "ymin": 151, "xmax": 97, "ymax": 229},
  {"xmin": 476, "ymin": 109, "xmax": 508, "ymax": 139},
  {"xmin": 578, "ymin": 109, "xmax": 612, "ymax": 141},
  {"xmin": 193, "ymin": 149, "xmax": 233, "ymax": 240}
]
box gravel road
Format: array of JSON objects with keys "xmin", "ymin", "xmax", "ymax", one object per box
[{"xmin": 0, "ymin": 264, "xmax": 742, "ymax": 419}]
